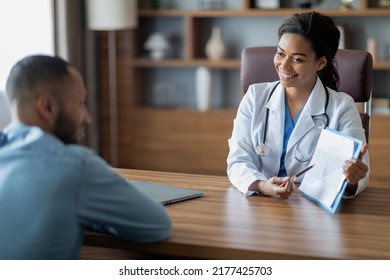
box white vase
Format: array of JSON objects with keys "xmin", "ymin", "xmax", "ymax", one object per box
[
  {"xmin": 367, "ymin": 38, "xmax": 379, "ymax": 62},
  {"xmin": 256, "ymin": 0, "xmax": 279, "ymax": 9},
  {"xmin": 195, "ymin": 67, "xmax": 212, "ymax": 111},
  {"xmin": 205, "ymin": 26, "xmax": 226, "ymax": 61}
]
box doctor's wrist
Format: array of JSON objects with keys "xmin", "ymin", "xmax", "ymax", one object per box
[
  {"xmin": 345, "ymin": 183, "xmax": 358, "ymax": 196},
  {"xmin": 249, "ymin": 180, "xmax": 266, "ymax": 195},
  {"xmin": 249, "ymin": 180, "xmax": 260, "ymax": 192}
]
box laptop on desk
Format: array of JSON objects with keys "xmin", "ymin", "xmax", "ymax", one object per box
[{"xmin": 129, "ymin": 180, "xmax": 204, "ymax": 205}]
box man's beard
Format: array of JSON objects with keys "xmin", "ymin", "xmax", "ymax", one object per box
[{"xmin": 52, "ymin": 110, "xmax": 78, "ymax": 144}]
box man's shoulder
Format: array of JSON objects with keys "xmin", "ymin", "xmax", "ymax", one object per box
[
  {"xmin": 65, "ymin": 144, "xmax": 99, "ymax": 159},
  {"xmin": 66, "ymin": 143, "xmax": 94, "ymax": 153},
  {"xmin": 2, "ymin": 123, "xmax": 100, "ymax": 161}
]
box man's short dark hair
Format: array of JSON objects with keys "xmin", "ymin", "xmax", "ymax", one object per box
[{"xmin": 6, "ymin": 55, "xmax": 71, "ymax": 103}]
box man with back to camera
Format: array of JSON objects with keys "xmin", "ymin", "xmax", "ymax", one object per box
[{"xmin": 0, "ymin": 55, "xmax": 172, "ymax": 259}]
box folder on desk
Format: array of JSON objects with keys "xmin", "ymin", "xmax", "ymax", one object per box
[
  {"xmin": 299, "ymin": 128, "xmax": 363, "ymax": 214},
  {"xmin": 129, "ymin": 180, "xmax": 204, "ymax": 205}
]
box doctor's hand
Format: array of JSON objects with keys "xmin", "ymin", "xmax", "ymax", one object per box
[
  {"xmin": 343, "ymin": 144, "xmax": 369, "ymax": 194},
  {"xmin": 256, "ymin": 177, "xmax": 297, "ymax": 199}
]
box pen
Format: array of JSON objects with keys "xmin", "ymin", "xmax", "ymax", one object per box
[
  {"xmin": 280, "ymin": 163, "xmax": 315, "ymax": 187},
  {"xmin": 292, "ymin": 163, "xmax": 316, "ymax": 179}
]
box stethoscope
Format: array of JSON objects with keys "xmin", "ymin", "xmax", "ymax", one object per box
[{"xmin": 256, "ymin": 81, "xmax": 329, "ymax": 159}]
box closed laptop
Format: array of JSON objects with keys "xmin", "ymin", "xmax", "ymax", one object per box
[{"xmin": 129, "ymin": 180, "xmax": 204, "ymax": 205}]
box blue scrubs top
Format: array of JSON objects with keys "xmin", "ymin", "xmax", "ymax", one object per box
[{"xmin": 278, "ymin": 98, "xmax": 303, "ymax": 177}]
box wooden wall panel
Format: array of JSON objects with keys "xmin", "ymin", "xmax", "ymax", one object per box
[
  {"xmin": 368, "ymin": 115, "xmax": 390, "ymax": 183},
  {"xmin": 117, "ymin": 108, "xmax": 235, "ymax": 176}
]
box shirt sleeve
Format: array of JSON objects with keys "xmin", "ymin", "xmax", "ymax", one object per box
[{"xmin": 76, "ymin": 149, "xmax": 172, "ymax": 243}]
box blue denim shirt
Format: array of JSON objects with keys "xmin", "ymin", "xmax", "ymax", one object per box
[{"xmin": 0, "ymin": 122, "xmax": 171, "ymax": 259}]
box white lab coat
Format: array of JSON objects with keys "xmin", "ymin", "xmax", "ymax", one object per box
[{"xmin": 227, "ymin": 77, "xmax": 369, "ymax": 197}]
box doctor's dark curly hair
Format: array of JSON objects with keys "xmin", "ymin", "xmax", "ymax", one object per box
[{"xmin": 277, "ymin": 11, "xmax": 340, "ymax": 91}]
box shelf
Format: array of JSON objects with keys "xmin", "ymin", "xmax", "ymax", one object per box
[
  {"xmin": 374, "ymin": 61, "xmax": 390, "ymax": 70},
  {"xmin": 134, "ymin": 58, "xmax": 390, "ymax": 70},
  {"xmin": 132, "ymin": 107, "xmax": 237, "ymax": 114},
  {"xmin": 372, "ymin": 112, "xmax": 390, "ymax": 116},
  {"xmin": 139, "ymin": 8, "xmax": 390, "ymax": 18},
  {"xmin": 133, "ymin": 58, "xmax": 240, "ymax": 68}
]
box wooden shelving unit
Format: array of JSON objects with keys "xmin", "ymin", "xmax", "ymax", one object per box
[
  {"xmin": 138, "ymin": 8, "xmax": 390, "ymax": 17},
  {"xmin": 132, "ymin": 58, "xmax": 390, "ymax": 70},
  {"xmin": 97, "ymin": 0, "xmax": 390, "ymax": 177}
]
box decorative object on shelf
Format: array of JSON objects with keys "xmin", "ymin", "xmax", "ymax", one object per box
[
  {"xmin": 337, "ymin": 25, "xmax": 347, "ymax": 49},
  {"xmin": 86, "ymin": 0, "xmax": 138, "ymax": 167},
  {"xmin": 298, "ymin": 0, "xmax": 323, "ymax": 8},
  {"xmin": 339, "ymin": 0, "xmax": 354, "ymax": 10},
  {"xmin": 144, "ymin": 33, "xmax": 170, "ymax": 60},
  {"xmin": 195, "ymin": 67, "xmax": 213, "ymax": 111},
  {"xmin": 205, "ymin": 26, "xmax": 226, "ymax": 61},
  {"xmin": 198, "ymin": 0, "xmax": 226, "ymax": 10},
  {"xmin": 255, "ymin": 0, "xmax": 279, "ymax": 9},
  {"xmin": 367, "ymin": 38, "xmax": 379, "ymax": 62},
  {"xmin": 152, "ymin": 81, "xmax": 177, "ymax": 107},
  {"xmin": 378, "ymin": 0, "xmax": 390, "ymax": 8}
]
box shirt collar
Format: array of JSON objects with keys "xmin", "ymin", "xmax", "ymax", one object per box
[
  {"xmin": 1, "ymin": 122, "xmax": 47, "ymax": 145},
  {"xmin": 267, "ymin": 76, "xmax": 327, "ymax": 116},
  {"xmin": 0, "ymin": 131, "xmax": 7, "ymax": 146}
]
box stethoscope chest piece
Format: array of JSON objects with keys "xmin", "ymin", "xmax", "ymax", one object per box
[{"xmin": 256, "ymin": 144, "xmax": 270, "ymax": 156}]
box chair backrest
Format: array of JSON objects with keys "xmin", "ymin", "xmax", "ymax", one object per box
[
  {"xmin": 0, "ymin": 91, "xmax": 11, "ymax": 130},
  {"xmin": 240, "ymin": 46, "xmax": 373, "ymax": 142}
]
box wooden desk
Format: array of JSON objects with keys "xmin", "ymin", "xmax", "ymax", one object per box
[{"xmin": 82, "ymin": 169, "xmax": 390, "ymax": 260}]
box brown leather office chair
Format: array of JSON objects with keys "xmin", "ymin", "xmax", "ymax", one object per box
[{"xmin": 240, "ymin": 46, "xmax": 373, "ymax": 143}]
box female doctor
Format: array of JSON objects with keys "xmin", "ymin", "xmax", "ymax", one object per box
[{"xmin": 227, "ymin": 11, "xmax": 369, "ymax": 199}]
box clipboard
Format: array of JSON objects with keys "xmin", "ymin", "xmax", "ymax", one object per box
[{"xmin": 299, "ymin": 128, "xmax": 363, "ymax": 214}]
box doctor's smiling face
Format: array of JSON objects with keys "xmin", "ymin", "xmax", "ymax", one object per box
[
  {"xmin": 275, "ymin": 12, "xmax": 340, "ymax": 92},
  {"xmin": 274, "ymin": 33, "xmax": 326, "ymax": 92}
]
